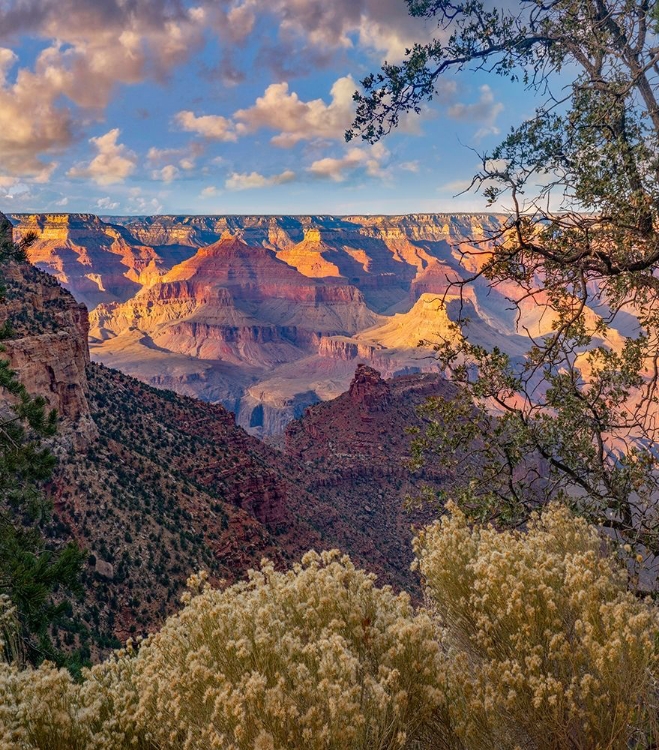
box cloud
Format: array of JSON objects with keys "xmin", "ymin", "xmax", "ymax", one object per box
[
  {"xmin": 174, "ymin": 111, "xmax": 237, "ymax": 142},
  {"xmin": 0, "ymin": 46, "xmax": 74, "ymax": 184},
  {"xmin": 152, "ymin": 164, "xmax": 180, "ymax": 183},
  {"xmin": 201, "ymin": 186, "xmax": 220, "ymax": 197},
  {"xmin": 448, "ymin": 85, "xmax": 504, "ymax": 140},
  {"xmin": 0, "ymin": 0, "xmax": 433, "ymax": 185},
  {"xmin": 255, "ymin": 0, "xmax": 430, "ymax": 62},
  {"xmin": 399, "ymin": 160, "xmax": 420, "ymax": 173},
  {"xmin": 68, "ymin": 129, "xmax": 137, "ymax": 185},
  {"xmin": 308, "ymin": 143, "xmax": 389, "ymax": 182},
  {"xmin": 0, "ymin": 1, "xmax": 209, "ymax": 182},
  {"xmin": 225, "ymin": 169, "xmax": 296, "ymax": 191},
  {"xmin": 147, "ymin": 143, "xmax": 204, "ymax": 181},
  {"xmin": 96, "ymin": 196, "xmax": 120, "ymax": 210},
  {"xmin": 0, "ymin": 2, "xmax": 208, "ymax": 108},
  {"xmin": 124, "ymin": 188, "xmax": 164, "ymax": 215},
  {"xmin": 234, "ymin": 76, "xmax": 356, "ymax": 147}
]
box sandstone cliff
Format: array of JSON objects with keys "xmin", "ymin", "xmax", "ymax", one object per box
[
  {"xmin": 11, "ymin": 212, "xmax": 528, "ymax": 435},
  {"xmin": 0, "ymin": 218, "xmax": 97, "ymax": 446}
]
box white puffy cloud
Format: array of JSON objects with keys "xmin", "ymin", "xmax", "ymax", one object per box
[
  {"xmin": 0, "ymin": 2, "xmax": 208, "ymax": 108},
  {"xmin": 234, "ymin": 76, "xmax": 356, "ymax": 147},
  {"xmin": 225, "ymin": 169, "xmax": 296, "ymax": 191},
  {"xmin": 0, "ymin": 46, "xmax": 74, "ymax": 184},
  {"xmin": 174, "ymin": 111, "xmax": 238, "ymax": 142},
  {"xmin": 308, "ymin": 143, "xmax": 389, "ymax": 182},
  {"xmin": 96, "ymin": 196, "xmax": 120, "ymax": 210},
  {"xmin": 448, "ymin": 85, "xmax": 504, "ymax": 140},
  {"xmin": 68, "ymin": 129, "xmax": 137, "ymax": 185},
  {"xmin": 201, "ymin": 186, "xmax": 220, "ymax": 197},
  {"xmin": 152, "ymin": 164, "xmax": 180, "ymax": 183}
]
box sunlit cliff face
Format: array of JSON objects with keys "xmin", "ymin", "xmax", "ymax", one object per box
[{"xmin": 10, "ymin": 212, "xmax": 629, "ymax": 436}]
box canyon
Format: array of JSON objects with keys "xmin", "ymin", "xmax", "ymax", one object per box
[
  {"xmin": 12, "ymin": 211, "xmax": 631, "ymax": 440},
  {"xmin": 11, "ymin": 212, "xmax": 529, "ymax": 435},
  {"xmin": 2, "ymin": 210, "xmax": 639, "ymax": 649},
  {"xmin": 0, "ymin": 218, "xmax": 452, "ymax": 646}
]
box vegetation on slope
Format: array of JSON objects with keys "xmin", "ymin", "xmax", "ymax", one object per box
[
  {"xmin": 0, "ymin": 236, "xmax": 84, "ymax": 669},
  {"xmin": 1, "ymin": 504, "xmax": 657, "ymax": 749}
]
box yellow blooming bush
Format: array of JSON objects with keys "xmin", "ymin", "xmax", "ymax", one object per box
[
  {"xmin": 119, "ymin": 551, "xmax": 450, "ymax": 749},
  {"xmin": 2, "ymin": 506, "xmax": 658, "ymax": 749},
  {"xmin": 415, "ymin": 502, "xmax": 659, "ymax": 749},
  {"xmin": 0, "ymin": 551, "xmax": 453, "ymax": 750}
]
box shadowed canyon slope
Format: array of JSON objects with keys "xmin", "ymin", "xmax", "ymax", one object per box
[
  {"xmin": 11, "ymin": 212, "xmax": 596, "ymax": 435},
  {"xmin": 0, "ymin": 230, "xmax": 452, "ymax": 645}
]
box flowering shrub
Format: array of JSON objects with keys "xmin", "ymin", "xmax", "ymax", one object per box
[
  {"xmin": 415, "ymin": 502, "xmax": 659, "ymax": 749},
  {"xmin": 0, "ymin": 551, "xmax": 452, "ymax": 749},
  {"xmin": 120, "ymin": 551, "xmax": 450, "ymax": 749},
  {"xmin": 1, "ymin": 506, "xmax": 658, "ymax": 749}
]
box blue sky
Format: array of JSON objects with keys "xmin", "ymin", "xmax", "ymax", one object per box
[{"xmin": 0, "ymin": 0, "xmax": 537, "ymax": 215}]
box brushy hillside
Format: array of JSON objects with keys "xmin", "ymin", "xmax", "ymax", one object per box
[
  {"xmin": 2, "ymin": 504, "xmax": 657, "ymax": 750},
  {"xmin": 0, "ymin": 249, "xmax": 459, "ymax": 653}
]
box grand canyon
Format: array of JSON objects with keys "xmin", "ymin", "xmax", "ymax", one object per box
[
  {"xmin": 10, "ymin": 212, "xmax": 567, "ymax": 436},
  {"xmin": 0, "ymin": 211, "xmax": 456, "ymax": 649},
  {"xmin": 3, "ymin": 1, "xmax": 658, "ymax": 744}
]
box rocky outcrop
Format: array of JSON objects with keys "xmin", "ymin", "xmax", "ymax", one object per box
[
  {"xmin": 0, "ymin": 243, "xmax": 97, "ymax": 446},
  {"xmin": 318, "ymin": 336, "xmax": 384, "ymax": 361},
  {"xmin": 348, "ymin": 364, "xmax": 392, "ymax": 410},
  {"xmin": 283, "ymin": 365, "xmax": 456, "ymax": 593}
]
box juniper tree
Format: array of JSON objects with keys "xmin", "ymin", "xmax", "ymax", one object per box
[
  {"xmin": 0, "ymin": 237, "xmax": 84, "ymax": 666},
  {"xmin": 349, "ymin": 1, "xmax": 659, "ymax": 559}
]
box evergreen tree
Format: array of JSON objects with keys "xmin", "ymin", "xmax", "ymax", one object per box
[
  {"xmin": 0, "ymin": 236, "xmax": 84, "ymax": 666},
  {"xmin": 350, "ymin": 1, "xmax": 659, "ymax": 556}
]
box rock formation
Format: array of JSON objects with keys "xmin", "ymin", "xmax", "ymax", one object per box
[
  {"xmin": 0, "ymin": 216, "xmax": 97, "ymax": 446},
  {"xmin": 12, "ymin": 211, "xmax": 622, "ymax": 436},
  {"xmin": 284, "ymin": 365, "xmax": 456, "ymax": 592},
  {"xmin": 348, "ymin": 364, "xmax": 392, "ymax": 410}
]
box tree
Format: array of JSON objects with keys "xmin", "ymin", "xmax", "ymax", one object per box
[
  {"xmin": 0, "ymin": 237, "xmax": 84, "ymax": 666},
  {"xmin": 349, "ymin": 1, "xmax": 659, "ymax": 559}
]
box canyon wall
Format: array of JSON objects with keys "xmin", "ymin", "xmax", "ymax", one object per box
[
  {"xmin": 9, "ymin": 211, "xmax": 585, "ymax": 435},
  {"xmin": 0, "ymin": 213, "xmax": 97, "ymax": 446}
]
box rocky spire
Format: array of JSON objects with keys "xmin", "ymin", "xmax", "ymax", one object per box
[{"xmin": 348, "ymin": 364, "xmax": 392, "ymax": 410}]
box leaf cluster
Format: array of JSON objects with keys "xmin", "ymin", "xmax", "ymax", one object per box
[{"xmin": 354, "ymin": 1, "xmax": 659, "ymax": 565}]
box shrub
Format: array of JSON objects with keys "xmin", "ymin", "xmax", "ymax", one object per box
[
  {"xmin": 0, "ymin": 552, "xmax": 452, "ymax": 749},
  {"xmin": 2, "ymin": 506, "xmax": 658, "ymax": 749},
  {"xmin": 415, "ymin": 502, "xmax": 659, "ymax": 749},
  {"xmin": 122, "ymin": 553, "xmax": 450, "ymax": 749}
]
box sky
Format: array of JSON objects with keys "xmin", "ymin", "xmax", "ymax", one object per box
[{"xmin": 0, "ymin": 0, "xmax": 538, "ymax": 215}]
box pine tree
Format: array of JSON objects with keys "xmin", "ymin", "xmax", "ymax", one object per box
[{"xmin": 0, "ymin": 236, "xmax": 84, "ymax": 666}]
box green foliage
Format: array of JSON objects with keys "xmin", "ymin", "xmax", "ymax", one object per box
[
  {"xmin": 0, "ymin": 243, "xmax": 84, "ymax": 667},
  {"xmin": 352, "ymin": 0, "xmax": 659, "ymax": 558},
  {"xmin": 0, "ymin": 229, "xmax": 35, "ymax": 265}
]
